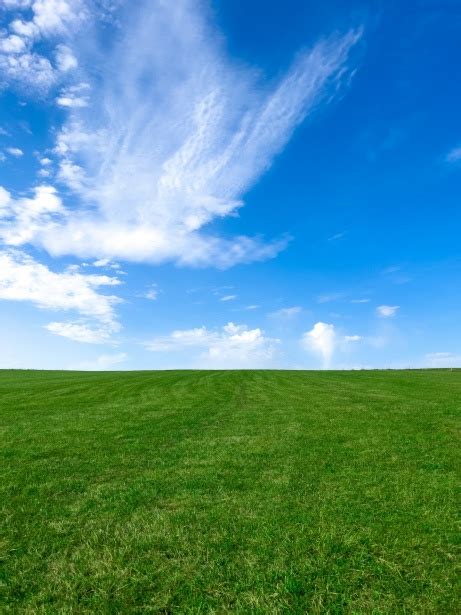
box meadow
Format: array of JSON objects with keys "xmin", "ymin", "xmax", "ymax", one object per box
[{"xmin": 1, "ymin": 369, "xmax": 459, "ymax": 613}]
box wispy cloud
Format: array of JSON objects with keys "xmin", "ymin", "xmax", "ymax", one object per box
[
  {"xmin": 70, "ymin": 352, "xmax": 128, "ymax": 370},
  {"xmin": 220, "ymin": 294, "xmax": 237, "ymax": 302},
  {"xmin": 317, "ymin": 292, "xmax": 344, "ymax": 304},
  {"xmin": 328, "ymin": 231, "xmax": 346, "ymax": 241},
  {"xmin": 0, "ymin": 1, "xmax": 362, "ymax": 268},
  {"xmin": 269, "ymin": 306, "xmax": 302, "ymax": 319},
  {"xmin": 425, "ymin": 352, "xmax": 460, "ymax": 367},
  {"xmin": 138, "ymin": 284, "xmax": 159, "ymax": 301},
  {"xmin": 445, "ymin": 146, "xmax": 461, "ymax": 163},
  {"xmin": 376, "ymin": 305, "xmax": 399, "ymax": 318}
]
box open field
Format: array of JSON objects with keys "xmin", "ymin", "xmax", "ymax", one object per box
[{"xmin": 1, "ymin": 369, "xmax": 459, "ymax": 613}]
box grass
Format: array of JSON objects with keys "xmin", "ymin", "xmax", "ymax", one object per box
[{"xmin": 0, "ymin": 369, "xmax": 459, "ymax": 613}]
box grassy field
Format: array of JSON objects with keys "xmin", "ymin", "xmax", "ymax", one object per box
[{"xmin": 0, "ymin": 369, "xmax": 459, "ymax": 613}]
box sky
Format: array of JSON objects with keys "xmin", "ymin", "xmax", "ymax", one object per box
[{"xmin": 0, "ymin": 0, "xmax": 460, "ymax": 370}]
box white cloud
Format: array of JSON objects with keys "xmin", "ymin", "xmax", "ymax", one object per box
[
  {"xmin": 0, "ymin": 35, "xmax": 27, "ymax": 54},
  {"xmin": 220, "ymin": 294, "xmax": 237, "ymax": 302},
  {"xmin": 92, "ymin": 258, "xmax": 113, "ymax": 268},
  {"xmin": 0, "ymin": 0, "xmax": 86, "ymax": 92},
  {"xmin": 0, "ymin": 185, "xmax": 65, "ymax": 245},
  {"xmin": 269, "ymin": 306, "xmax": 302, "ymax": 318},
  {"xmin": 57, "ymin": 159, "xmax": 86, "ymax": 190},
  {"xmin": 56, "ymin": 95, "xmax": 88, "ymax": 108},
  {"xmin": 302, "ymin": 322, "xmax": 336, "ymax": 368},
  {"xmin": 350, "ymin": 298, "xmax": 370, "ymax": 304},
  {"xmin": 301, "ymin": 322, "xmax": 361, "ymax": 368},
  {"xmin": 10, "ymin": 19, "xmax": 39, "ymax": 39},
  {"xmin": 376, "ymin": 305, "xmax": 399, "ymax": 318},
  {"xmin": 55, "ymin": 44, "xmax": 77, "ymax": 71},
  {"xmin": 56, "ymin": 83, "xmax": 90, "ymax": 108},
  {"xmin": 32, "ymin": 0, "xmax": 88, "ymax": 36},
  {"xmin": 4, "ymin": 1, "xmax": 361, "ymax": 267},
  {"xmin": 0, "ymin": 249, "xmax": 122, "ymax": 342},
  {"xmin": 146, "ymin": 322, "xmax": 279, "ymax": 368},
  {"xmin": 0, "ymin": 49, "xmax": 56, "ymax": 91},
  {"xmin": 6, "ymin": 147, "xmax": 23, "ymax": 157},
  {"xmin": 45, "ymin": 321, "xmax": 117, "ymax": 343}
]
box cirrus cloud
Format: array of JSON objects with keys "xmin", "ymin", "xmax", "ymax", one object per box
[{"xmin": 1, "ymin": 1, "xmax": 362, "ymax": 268}]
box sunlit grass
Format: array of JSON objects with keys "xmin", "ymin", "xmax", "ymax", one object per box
[{"xmin": 1, "ymin": 369, "xmax": 459, "ymax": 613}]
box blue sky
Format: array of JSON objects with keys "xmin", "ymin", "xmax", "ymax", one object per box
[{"xmin": 0, "ymin": 0, "xmax": 460, "ymax": 370}]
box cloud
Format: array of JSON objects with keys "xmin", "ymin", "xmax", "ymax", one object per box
[
  {"xmin": 139, "ymin": 284, "xmax": 159, "ymax": 301},
  {"xmin": 220, "ymin": 294, "xmax": 237, "ymax": 302},
  {"xmin": 145, "ymin": 322, "xmax": 279, "ymax": 368},
  {"xmin": 302, "ymin": 322, "xmax": 336, "ymax": 368},
  {"xmin": 3, "ymin": 1, "xmax": 34, "ymax": 8},
  {"xmin": 301, "ymin": 321, "xmax": 361, "ymax": 368},
  {"xmin": 0, "ymin": 50, "xmax": 56, "ymax": 90},
  {"xmin": 317, "ymin": 293, "xmax": 343, "ymax": 304},
  {"xmin": 446, "ymin": 146, "xmax": 461, "ymax": 163},
  {"xmin": 269, "ymin": 306, "xmax": 302, "ymax": 318},
  {"xmin": 56, "ymin": 82, "xmax": 90, "ymax": 107},
  {"xmin": 425, "ymin": 352, "xmax": 461, "ymax": 368},
  {"xmin": 0, "ymin": 249, "xmax": 121, "ymax": 342},
  {"xmin": 350, "ymin": 298, "xmax": 370, "ymax": 304},
  {"xmin": 0, "ymin": 185, "xmax": 65, "ymax": 245},
  {"xmin": 2, "ymin": 1, "xmax": 361, "ymax": 267},
  {"xmin": 0, "ymin": 35, "xmax": 27, "ymax": 54},
  {"xmin": 328, "ymin": 232, "xmax": 346, "ymax": 241},
  {"xmin": 44, "ymin": 321, "xmax": 117, "ymax": 343},
  {"xmin": 376, "ymin": 305, "xmax": 399, "ymax": 318},
  {"xmin": 6, "ymin": 147, "xmax": 23, "ymax": 157},
  {"xmin": 31, "ymin": 0, "xmax": 88, "ymax": 36},
  {"xmin": 70, "ymin": 352, "xmax": 128, "ymax": 370},
  {"xmin": 55, "ymin": 44, "xmax": 77, "ymax": 72},
  {"xmin": 90, "ymin": 258, "xmax": 121, "ymax": 270},
  {"xmin": 0, "ymin": 0, "xmax": 87, "ymax": 92}
]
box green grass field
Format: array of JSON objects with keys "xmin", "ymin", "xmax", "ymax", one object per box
[{"xmin": 1, "ymin": 370, "xmax": 459, "ymax": 613}]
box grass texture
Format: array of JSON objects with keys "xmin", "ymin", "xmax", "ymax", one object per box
[{"xmin": 1, "ymin": 369, "xmax": 459, "ymax": 613}]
